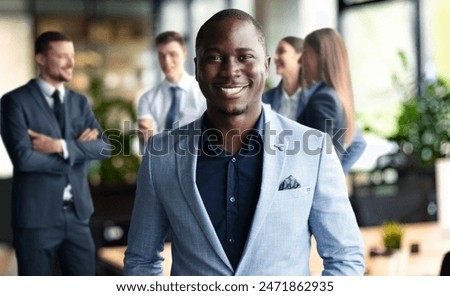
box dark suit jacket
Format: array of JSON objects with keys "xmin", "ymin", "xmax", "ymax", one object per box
[
  {"xmin": 262, "ymin": 81, "xmax": 304, "ymax": 119},
  {"xmin": 262, "ymin": 82, "xmax": 283, "ymax": 112},
  {"xmin": 297, "ymin": 81, "xmax": 346, "ymax": 160},
  {"xmin": 1, "ymin": 79, "xmax": 110, "ymax": 228}
]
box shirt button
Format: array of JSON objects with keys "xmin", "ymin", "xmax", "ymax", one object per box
[
  {"xmin": 230, "ymin": 196, "xmax": 235, "ymax": 202},
  {"xmin": 231, "ymin": 157, "xmax": 236, "ymax": 163},
  {"xmin": 228, "ymin": 238, "xmax": 235, "ymax": 243}
]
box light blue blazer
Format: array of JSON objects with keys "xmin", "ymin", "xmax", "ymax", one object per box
[{"xmin": 124, "ymin": 105, "xmax": 365, "ymax": 276}]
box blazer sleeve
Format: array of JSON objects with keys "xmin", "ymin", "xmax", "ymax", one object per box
[
  {"xmin": 341, "ymin": 126, "xmax": 367, "ymax": 174},
  {"xmin": 123, "ymin": 140, "xmax": 170, "ymax": 276},
  {"xmin": 308, "ymin": 134, "xmax": 365, "ymax": 275},
  {"xmin": 65, "ymin": 96, "xmax": 110, "ymax": 166},
  {"xmin": 0, "ymin": 94, "xmax": 69, "ymax": 174}
]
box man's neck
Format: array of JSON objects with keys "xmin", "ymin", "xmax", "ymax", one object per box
[
  {"xmin": 206, "ymin": 108, "xmax": 262, "ymax": 154},
  {"xmin": 166, "ymin": 71, "xmax": 185, "ymax": 85},
  {"xmin": 38, "ymin": 75, "xmax": 63, "ymax": 89}
]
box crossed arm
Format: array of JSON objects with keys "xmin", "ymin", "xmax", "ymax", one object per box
[
  {"xmin": 28, "ymin": 128, "xmax": 99, "ymax": 155},
  {"xmin": 1, "ymin": 93, "xmax": 109, "ymax": 173}
]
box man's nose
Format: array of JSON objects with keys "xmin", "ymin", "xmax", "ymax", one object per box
[
  {"xmin": 220, "ymin": 57, "xmax": 241, "ymax": 77},
  {"xmin": 67, "ymin": 57, "xmax": 75, "ymax": 67},
  {"xmin": 163, "ymin": 55, "xmax": 173, "ymax": 65}
]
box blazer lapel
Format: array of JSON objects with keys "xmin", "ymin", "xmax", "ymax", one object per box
[
  {"xmin": 238, "ymin": 106, "xmax": 287, "ymax": 264},
  {"xmin": 272, "ymin": 83, "xmax": 283, "ymax": 112},
  {"xmin": 174, "ymin": 120, "xmax": 233, "ymax": 270},
  {"xmin": 62, "ymin": 91, "xmax": 71, "ymax": 139}
]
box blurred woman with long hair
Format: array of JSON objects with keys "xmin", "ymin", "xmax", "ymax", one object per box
[{"xmin": 299, "ymin": 28, "xmax": 365, "ymax": 173}]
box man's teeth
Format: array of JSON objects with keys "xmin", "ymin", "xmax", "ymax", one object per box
[{"xmin": 221, "ymin": 87, "xmax": 243, "ymax": 95}]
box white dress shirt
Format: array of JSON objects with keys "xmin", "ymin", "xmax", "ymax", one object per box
[
  {"xmin": 137, "ymin": 72, "xmax": 206, "ymax": 133},
  {"xmin": 278, "ymin": 87, "xmax": 301, "ymax": 121}
]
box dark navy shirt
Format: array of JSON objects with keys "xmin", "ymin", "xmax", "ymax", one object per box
[{"xmin": 196, "ymin": 111, "xmax": 264, "ymax": 270}]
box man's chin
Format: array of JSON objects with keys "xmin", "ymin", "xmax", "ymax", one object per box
[
  {"xmin": 164, "ymin": 70, "xmax": 178, "ymax": 82},
  {"xmin": 219, "ymin": 106, "xmax": 248, "ymax": 116},
  {"xmin": 59, "ymin": 75, "xmax": 72, "ymax": 83}
]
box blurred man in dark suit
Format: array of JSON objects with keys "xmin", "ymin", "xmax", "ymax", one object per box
[{"xmin": 1, "ymin": 31, "xmax": 110, "ymax": 275}]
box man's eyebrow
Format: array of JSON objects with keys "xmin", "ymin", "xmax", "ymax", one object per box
[
  {"xmin": 202, "ymin": 47, "xmax": 256, "ymax": 54},
  {"xmin": 201, "ymin": 48, "xmax": 222, "ymax": 54},
  {"xmin": 236, "ymin": 47, "xmax": 256, "ymax": 52}
]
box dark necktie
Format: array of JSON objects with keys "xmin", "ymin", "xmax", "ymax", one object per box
[
  {"xmin": 165, "ymin": 86, "xmax": 181, "ymax": 130},
  {"xmin": 52, "ymin": 90, "xmax": 65, "ymax": 135}
]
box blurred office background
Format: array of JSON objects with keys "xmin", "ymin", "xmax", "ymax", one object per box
[{"xmin": 0, "ymin": 0, "xmax": 449, "ymax": 276}]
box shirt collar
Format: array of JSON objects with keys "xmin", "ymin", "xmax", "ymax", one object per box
[
  {"xmin": 36, "ymin": 78, "xmax": 65, "ymax": 102},
  {"xmin": 281, "ymin": 86, "xmax": 301, "ymax": 101},
  {"xmin": 253, "ymin": 108, "xmax": 265, "ymax": 137},
  {"xmin": 199, "ymin": 108, "xmax": 265, "ymax": 156},
  {"xmin": 164, "ymin": 71, "xmax": 190, "ymax": 93}
]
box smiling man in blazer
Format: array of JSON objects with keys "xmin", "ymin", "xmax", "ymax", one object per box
[
  {"xmin": 123, "ymin": 9, "xmax": 365, "ymax": 276},
  {"xmin": 1, "ymin": 31, "xmax": 110, "ymax": 275}
]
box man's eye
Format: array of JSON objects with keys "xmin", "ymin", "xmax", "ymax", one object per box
[
  {"xmin": 207, "ymin": 55, "xmax": 222, "ymax": 62},
  {"xmin": 239, "ymin": 54, "xmax": 254, "ymax": 61}
]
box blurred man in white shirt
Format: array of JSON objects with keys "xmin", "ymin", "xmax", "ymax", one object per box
[{"xmin": 137, "ymin": 31, "xmax": 206, "ymax": 149}]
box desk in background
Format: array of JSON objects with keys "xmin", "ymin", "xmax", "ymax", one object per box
[
  {"xmin": 309, "ymin": 221, "xmax": 450, "ymax": 275},
  {"xmin": 361, "ymin": 221, "xmax": 450, "ymax": 275}
]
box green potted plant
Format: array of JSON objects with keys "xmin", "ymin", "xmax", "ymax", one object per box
[
  {"xmin": 87, "ymin": 77, "xmax": 140, "ymax": 187},
  {"xmin": 381, "ymin": 221, "xmax": 409, "ymax": 275},
  {"xmin": 391, "ymin": 51, "xmax": 450, "ymax": 167},
  {"xmin": 381, "ymin": 221, "xmax": 403, "ymax": 254}
]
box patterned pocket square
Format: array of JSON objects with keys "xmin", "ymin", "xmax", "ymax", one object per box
[{"xmin": 279, "ymin": 175, "xmax": 301, "ymax": 191}]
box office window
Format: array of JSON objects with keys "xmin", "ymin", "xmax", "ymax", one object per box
[{"xmin": 341, "ymin": 0, "xmax": 416, "ymax": 138}]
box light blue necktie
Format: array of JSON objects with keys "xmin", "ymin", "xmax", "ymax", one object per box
[{"xmin": 165, "ymin": 86, "xmax": 181, "ymax": 130}]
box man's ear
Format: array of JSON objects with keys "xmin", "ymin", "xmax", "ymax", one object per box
[
  {"xmin": 35, "ymin": 53, "xmax": 45, "ymax": 67},
  {"xmin": 265, "ymin": 56, "xmax": 271, "ymax": 76},
  {"xmin": 194, "ymin": 57, "xmax": 198, "ymax": 81},
  {"xmin": 179, "ymin": 46, "xmax": 188, "ymax": 64}
]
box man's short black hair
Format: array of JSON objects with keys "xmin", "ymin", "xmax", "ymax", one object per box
[
  {"xmin": 195, "ymin": 9, "xmax": 266, "ymax": 54},
  {"xmin": 155, "ymin": 31, "xmax": 186, "ymax": 47},
  {"xmin": 35, "ymin": 31, "xmax": 72, "ymax": 55}
]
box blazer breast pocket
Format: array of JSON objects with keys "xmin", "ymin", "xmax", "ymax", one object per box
[
  {"xmin": 276, "ymin": 186, "xmax": 311, "ymax": 200},
  {"xmin": 271, "ymin": 186, "xmax": 313, "ymax": 216}
]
